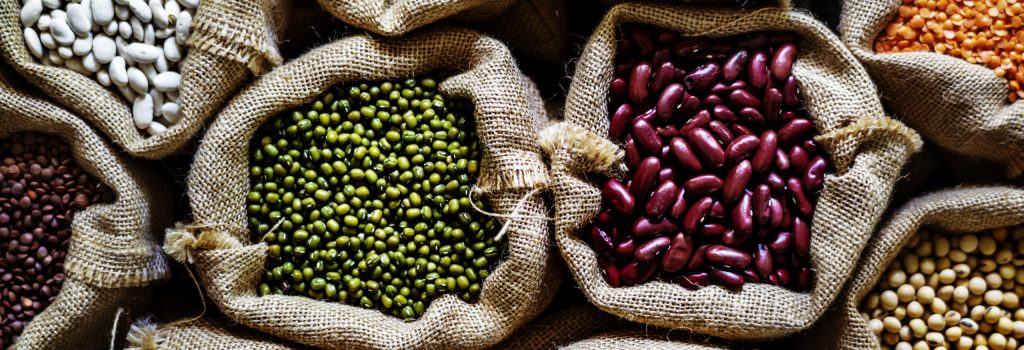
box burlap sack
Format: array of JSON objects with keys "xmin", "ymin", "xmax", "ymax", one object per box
[
  {"xmin": 0, "ymin": 66, "xmax": 172, "ymax": 349},
  {"xmin": 313, "ymin": 0, "xmax": 568, "ymax": 64},
  {"xmin": 125, "ymin": 316, "xmax": 297, "ymax": 350},
  {"xmin": 560, "ymin": 330, "xmax": 732, "ymax": 350},
  {"xmin": 799, "ymin": 186, "xmax": 1024, "ymax": 349},
  {"xmin": 0, "ymin": 0, "xmax": 281, "ymax": 159},
  {"xmin": 163, "ymin": 27, "xmax": 558, "ymax": 350},
  {"xmin": 840, "ymin": 0, "xmax": 1024, "ymax": 178},
  {"xmin": 546, "ymin": 3, "xmax": 923, "ymax": 340},
  {"xmin": 493, "ymin": 290, "xmax": 619, "ymax": 350}
]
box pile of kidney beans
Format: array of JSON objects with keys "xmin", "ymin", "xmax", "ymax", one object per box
[{"xmin": 587, "ymin": 25, "xmax": 829, "ymax": 291}]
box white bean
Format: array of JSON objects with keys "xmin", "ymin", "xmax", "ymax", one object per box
[
  {"xmin": 73, "ymin": 35, "xmax": 92, "ymax": 56},
  {"xmin": 174, "ymin": 10, "xmax": 190, "ymax": 45},
  {"xmin": 141, "ymin": 63, "xmax": 157, "ymax": 81},
  {"xmin": 176, "ymin": 0, "xmax": 198, "ymax": 9},
  {"xmin": 154, "ymin": 26, "xmax": 172, "ymax": 39},
  {"xmin": 97, "ymin": 69, "xmax": 111, "ymax": 86},
  {"xmin": 161, "ymin": 102, "xmax": 180, "ymax": 123},
  {"xmin": 92, "ymin": 34, "xmax": 115, "ymax": 63},
  {"xmin": 153, "ymin": 71, "xmax": 179, "ymax": 92},
  {"xmin": 130, "ymin": 17, "xmax": 143, "ymax": 41},
  {"xmin": 103, "ymin": 20, "xmax": 117, "ymax": 36},
  {"xmin": 92, "ymin": 0, "xmax": 114, "ymax": 25},
  {"xmin": 109, "ymin": 56, "xmax": 128, "ymax": 86},
  {"xmin": 155, "ymin": 52, "xmax": 168, "ymax": 72},
  {"xmin": 49, "ymin": 17, "xmax": 75, "ymax": 46},
  {"xmin": 162, "ymin": 37, "xmax": 180, "ymax": 61},
  {"xmin": 20, "ymin": 0, "xmax": 42, "ymax": 28},
  {"xmin": 67, "ymin": 3, "xmax": 92, "ymax": 37},
  {"xmin": 163, "ymin": 0, "xmax": 179, "ymax": 19},
  {"xmin": 145, "ymin": 121, "xmax": 166, "ymax": 135},
  {"xmin": 37, "ymin": 14, "xmax": 50, "ymax": 31},
  {"xmin": 127, "ymin": 66, "xmax": 148, "ymax": 93},
  {"xmin": 39, "ymin": 32, "xmax": 56, "ymax": 49},
  {"xmin": 82, "ymin": 52, "xmax": 99, "ymax": 73},
  {"xmin": 23, "ymin": 28, "xmax": 44, "ymax": 59},
  {"xmin": 41, "ymin": 0, "xmax": 59, "ymax": 10},
  {"xmin": 133, "ymin": 93, "xmax": 154, "ymax": 129},
  {"xmin": 150, "ymin": 88, "xmax": 163, "ymax": 117},
  {"xmin": 47, "ymin": 50, "xmax": 62, "ymax": 65},
  {"xmin": 115, "ymin": 4, "xmax": 129, "ymax": 20},
  {"xmin": 114, "ymin": 0, "xmax": 130, "ymax": 5},
  {"xmin": 118, "ymin": 84, "xmax": 137, "ymax": 101},
  {"xmin": 57, "ymin": 46, "xmax": 73, "ymax": 59},
  {"xmin": 143, "ymin": 23, "xmax": 154, "ymax": 45},
  {"xmin": 149, "ymin": 0, "xmax": 169, "ymax": 28},
  {"xmin": 127, "ymin": 0, "xmax": 152, "ymax": 22},
  {"xmin": 49, "ymin": 9, "xmax": 65, "ymax": 20},
  {"xmin": 126, "ymin": 43, "xmax": 160, "ymax": 63},
  {"xmin": 118, "ymin": 21, "xmax": 131, "ymax": 39}
]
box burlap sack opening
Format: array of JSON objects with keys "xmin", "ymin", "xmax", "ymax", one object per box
[
  {"xmin": 548, "ymin": 3, "xmax": 922, "ymax": 340},
  {"xmin": 0, "ymin": 67, "xmax": 171, "ymax": 349},
  {"xmin": 561, "ymin": 330, "xmax": 731, "ymax": 350},
  {"xmin": 840, "ymin": 0, "xmax": 1024, "ymax": 178},
  {"xmin": 313, "ymin": 0, "xmax": 568, "ymax": 64},
  {"xmin": 165, "ymin": 27, "xmax": 558, "ymax": 349},
  {"xmin": 0, "ymin": 0, "xmax": 282, "ymax": 159},
  {"xmin": 493, "ymin": 289, "xmax": 620, "ymax": 350},
  {"xmin": 125, "ymin": 316, "xmax": 297, "ymax": 350},
  {"xmin": 799, "ymin": 186, "xmax": 1024, "ymax": 349}
]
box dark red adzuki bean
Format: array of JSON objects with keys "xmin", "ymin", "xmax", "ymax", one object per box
[{"xmin": 590, "ymin": 26, "xmax": 830, "ymax": 291}]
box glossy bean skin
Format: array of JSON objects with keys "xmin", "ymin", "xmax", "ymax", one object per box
[
  {"xmin": 707, "ymin": 244, "xmax": 752, "ymax": 269},
  {"xmin": 668, "ymin": 189, "xmax": 689, "ymax": 219},
  {"xmin": 657, "ymin": 83, "xmax": 685, "ymax": 121},
  {"xmin": 679, "ymin": 110, "xmax": 711, "ymax": 136},
  {"xmin": 750, "ymin": 130, "xmax": 778, "ymax": 173},
  {"xmin": 610, "ymin": 78, "xmax": 627, "ymax": 101},
  {"xmin": 635, "ymin": 236, "xmax": 672, "ymax": 262},
  {"xmin": 768, "ymin": 231, "xmax": 792, "ymax": 253},
  {"xmin": 707, "ymin": 121, "xmax": 734, "ymax": 144},
  {"xmin": 669, "ymin": 137, "xmax": 703, "ymax": 172},
  {"xmin": 725, "ymin": 134, "xmax": 760, "ymax": 162},
  {"xmin": 777, "ymin": 118, "xmax": 814, "ymax": 146},
  {"xmin": 683, "ymin": 63, "xmax": 720, "ymax": 92},
  {"xmin": 651, "ymin": 62, "xmax": 677, "ymax": 93},
  {"xmin": 730, "ymin": 192, "xmax": 754, "ymax": 236},
  {"xmin": 661, "ymin": 232, "xmax": 693, "ymax": 272},
  {"xmin": 709, "ymin": 267, "xmax": 745, "ymax": 288},
  {"xmin": 624, "ymin": 137, "xmax": 641, "ymax": 171},
  {"xmin": 722, "ymin": 160, "xmax": 753, "ymax": 203},
  {"xmin": 722, "ymin": 50, "xmax": 748, "ymax": 82},
  {"xmin": 754, "ymin": 243, "xmax": 773, "ymax": 278},
  {"xmin": 633, "ymin": 217, "xmax": 679, "ymax": 238},
  {"xmin": 645, "ymin": 181, "xmax": 679, "ymax": 218},
  {"xmin": 682, "ymin": 196, "xmax": 714, "ymax": 233},
  {"xmin": 711, "ymin": 80, "xmax": 747, "ymax": 94},
  {"xmin": 793, "ymin": 216, "xmax": 810, "ymax": 257},
  {"xmin": 589, "ymin": 226, "xmax": 615, "ymax": 253},
  {"xmin": 747, "ymin": 50, "xmax": 768, "ymax": 88},
  {"xmin": 729, "ymin": 89, "xmax": 761, "ymax": 109},
  {"xmin": 686, "ymin": 128, "xmax": 726, "ymax": 169},
  {"xmin": 633, "ymin": 119, "xmax": 662, "ymax": 154},
  {"xmin": 712, "ymin": 105, "xmax": 738, "ymax": 123},
  {"xmin": 770, "ymin": 43, "xmax": 797, "ymax": 81},
  {"xmin": 786, "ymin": 177, "xmax": 814, "ymax": 217},
  {"xmin": 752, "ymin": 184, "xmax": 771, "ymax": 225},
  {"xmin": 783, "ymin": 76, "xmax": 799, "ymax": 107},
  {"xmin": 683, "ymin": 175, "xmax": 723, "ymax": 195},
  {"xmin": 629, "ymin": 61, "xmax": 652, "ymax": 103},
  {"xmin": 601, "ymin": 260, "xmax": 621, "ymax": 287},
  {"xmin": 803, "ymin": 156, "xmax": 827, "ymax": 191},
  {"xmin": 738, "ymin": 107, "xmax": 766, "ymax": 130},
  {"xmin": 674, "ymin": 272, "xmax": 710, "ymax": 289},
  {"xmin": 602, "ymin": 179, "xmax": 635, "ymax": 214},
  {"xmin": 630, "ymin": 157, "xmax": 660, "ymax": 199},
  {"xmin": 621, "ymin": 260, "xmax": 659, "ymax": 285},
  {"xmin": 763, "ymin": 88, "xmax": 783, "ymax": 123},
  {"xmin": 609, "ymin": 103, "xmax": 633, "ymax": 140}
]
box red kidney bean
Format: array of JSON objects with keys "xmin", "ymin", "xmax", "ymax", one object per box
[
  {"xmin": 656, "ymin": 83, "xmax": 685, "ymax": 121},
  {"xmin": 645, "ymin": 181, "xmax": 679, "ymax": 218},
  {"xmin": 652, "ymin": 48, "xmax": 672, "ymax": 67},
  {"xmin": 730, "ymin": 192, "xmax": 753, "ymax": 236},
  {"xmin": 601, "ymin": 260, "xmax": 621, "ymax": 287},
  {"xmin": 725, "ymin": 134, "xmax": 760, "ymax": 162},
  {"xmin": 709, "ymin": 267, "xmax": 745, "ymax": 288},
  {"xmin": 657, "ymin": 125, "xmax": 679, "ymax": 138},
  {"xmin": 635, "ymin": 236, "xmax": 672, "ymax": 262},
  {"xmin": 661, "ymin": 145, "xmax": 671, "ymax": 160},
  {"xmin": 743, "ymin": 267, "xmax": 762, "ymax": 283},
  {"xmin": 707, "ymin": 121, "xmax": 734, "ymax": 144},
  {"xmin": 673, "ymin": 37, "xmax": 707, "ymax": 57},
  {"xmin": 777, "ymin": 118, "xmax": 814, "ymax": 146},
  {"xmin": 628, "ymin": 26, "xmax": 654, "ymax": 55},
  {"xmin": 709, "ymin": 201, "xmax": 726, "ymax": 219},
  {"xmin": 651, "ymin": 62, "xmax": 677, "ymax": 93},
  {"xmin": 793, "ymin": 267, "xmax": 812, "ymax": 291},
  {"xmin": 610, "ymin": 104, "xmax": 633, "ymax": 140},
  {"xmin": 685, "ymin": 128, "xmax": 726, "ymax": 169},
  {"xmin": 589, "ymin": 226, "xmax": 615, "ymax": 254},
  {"xmin": 804, "ymin": 156, "xmax": 827, "ymax": 191},
  {"xmin": 774, "ymin": 149, "xmax": 791, "ymax": 172},
  {"xmin": 722, "ymin": 50, "xmax": 749, "ymax": 82},
  {"xmin": 616, "ymin": 239, "xmax": 636, "ymax": 260},
  {"xmin": 633, "ymin": 217, "xmax": 679, "ymax": 238},
  {"xmin": 774, "ymin": 268, "xmax": 791, "ymax": 286},
  {"xmin": 802, "ymin": 139, "xmax": 820, "ymax": 157},
  {"xmin": 703, "ymin": 94, "xmax": 723, "ymax": 108},
  {"xmin": 669, "ymin": 137, "xmax": 703, "ymax": 172},
  {"xmin": 629, "ymin": 61, "xmax": 653, "ymax": 103},
  {"xmin": 752, "ymin": 184, "xmax": 771, "ymax": 225},
  {"xmin": 687, "ymin": 244, "xmax": 710, "ymax": 271},
  {"xmin": 682, "ymin": 196, "xmax": 714, "ymax": 232},
  {"xmin": 763, "ymin": 88, "xmax": 783, "ymax": 123},
  {"xmin": 793, "ymin": 216, "xmax": 810, "ymax": 257},
  {"xmin": 750, "ymin": 130, "xmax": 778, "ymax": 173},
  {"xmin": 738, "ymin": 107, "xmax": 766, "ymax": 129},
  {"xmin": 630, "ymin": 157, "xmax": 660, "ymax": 198},
  {"xmin": 767, "ymin": 273, "xmax": 780, "ymax": 285},
  {"xmin": 712, "ymin": 105, "xmax": 737, "ymax": 124},
  {"xmin": 711, "ymin": 80, "xmax": 747, "ymax": 94},
  {"xmin": 668, "ymin": 189, "xmax": 688, "ymax": 219},
  {"xmin": 683, "ymin": 63, "xmax": 720, "ymax": 92},
  {"xmin": 602, "ymin": 179, "xmax": 635, "ymax": 214},
  {"xmin": 679, "ymin": 110, "xmax": 710, "ymax": 136},
  {"xmin": 786, "ymin": 177, "xmax": 814, "ymax": 217},
  {"xmin": 683, "ymin": 175, "xmax": 722, "ymax": 195},
  {"xmin": 661, "ymin": 233, "xmax": 693, "ymax": 273},
  {"xmin": 624, "ymin": 138, "xmax": 641, "ymax": 171},
  {"xmin": 722, "ymin": 160, "xmax": 753, "ymax": 202},
  {"xmin": 764, "ymin": 172, "xmax": 785, "ymax": 193},
  {"xmin": 679, "ymin": 95, "xmax": 702, "ymax": 116},
  {"xmin": 780, "ymin": 111, "xmax": 797, "ymax": 122},
  {"xmin": 768, "ymin": 231, "xmax": 792, "ymax": 253},
  {"xmin": 721, "ymin": 229, "xmax": 744, "ymax": 246},
  {"xmin": 730, "ymin": 123, "xmax": 754, "ymax": 137},
  {"xmin": 610, "ymin": 78, "xmax": 627, "ymax": 102},
  {"xmin": 770, "ymin": 43, "xmax": 797, "ymax": 81},
  {"xmin": 634, "ymin": 108, "xmax": 656, "ymax": 124},
  {"xmin": 747, "ymin": 50, "xmax": 768, "ymax": 89},
  {"xmin": 783, "ymin": 76, "xmax": 799, "ymax": 107},
  {"xmin": 698, "ymin": 223, "xmax": 726, "ymax": 237},
  {"xmin": 729, "ymin": 90, "xmax": 762, "ymax": 109},
  {"xmin": 675, "ymin": 272, "xmax": 710, "ymax": 289},
  {"xmin": 621, "ymin": 260, "xmax": 659, "ymax": 285},
  {"xmin": 707, "ymin": 244, "xmax": 752, "ymax": 269},
  {"xmin": 768, "ymin": 197, "xmax": 785, "ymax": 228},
  {"xmin": 754, "ymin": 243, "xmax": 773, "ymax": 278},
  {"xmin": 597, "ymin": 209, "xmax": 616, "ymax": 226},
  {"xmin": 658, "ymin": 167, "xmax": 675, "ymax": 184},
  {"xmin": 632, "ymin": 119, "xmax": 662, "ymax": 154}
]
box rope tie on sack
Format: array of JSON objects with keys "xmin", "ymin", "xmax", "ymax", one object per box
[
  {"xmin": 109, "ymin": 307, "xmax": 126, "ymax": 350},
  {"xmin": 468, "ymin": 186, "xmax": 551, "ymax": 242},
  {"xmin": 538, "ymin": 121, "xmax": 623, "ymax": 176},
  {"xmin": 814, "ymin": 116, "xmax": 923, "ymax": 174},
  {"xmin": 124, "ymin": 317, "xmax": 163, "ymax": 350}
]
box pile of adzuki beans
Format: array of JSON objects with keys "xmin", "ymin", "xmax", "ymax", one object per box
[
  {"xmin": 586, "ymin": 25, "xmax": 830, "ymax": 291},
  {"xmin": 0, "ymin": 133, "xmax": 111, "ymax": 348}
]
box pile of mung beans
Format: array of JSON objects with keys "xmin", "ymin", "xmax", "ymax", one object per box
[
  {"xmin": 247, "ymin": 76, "xmax": 505, "ymax": 320},
  {"xmin": 0, "ymin": 132, "xmax": 111, "ymax": 348},
  {"xmin": 875, "ymin": 0, "xmax": 1024, "ymax": 102},
  {"xmin": 587, "ymin": 25, "xmax": 828, "ymax": 291},
  {"xmin": 861, "ymin": 225, "xmax": 1024, "ymax": 350}
]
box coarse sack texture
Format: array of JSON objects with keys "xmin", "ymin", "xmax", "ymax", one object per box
[
  {"xmin": 798, "ymin": 186, "xmax": 1024, "ymax": 349},
  {"xmin": 164, "ymin": 27, "xmax": 558, "ymax": 350},
  {"xmin": 313, "ymin": 0, "xmax": 568, "ymax": 64},
  {"xmin": 0, "ymin": 0, "xmax": 282, "ymax": 159},
  {"xmin": 840, "ymin": 0, "xmax": 1024, "ymax": 178},
  {"xmin": 547, "ymin": 3, "xmax": 923, "ymax": 340},
  {"xmin": 125, "ymin": 316, "xmax": 296, "ymax": 350},
  {"xmin": 560, "ymin": 330, "xmax": 731, "ymax": 350},
  {"xmin": 0, "ymin": 66, "xmax": 172, "ymax": 349},
  {"xmin": 493, "ymin": 292, "xmax": 619, "ymax": 349}
]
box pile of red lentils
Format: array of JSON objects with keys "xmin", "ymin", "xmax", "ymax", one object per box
[{"xmin": 874, "ymin": 0, "xmax": 1024, "ymax": 102}]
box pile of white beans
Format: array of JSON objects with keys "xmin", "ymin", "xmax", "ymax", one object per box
[{"xmin": 20, "ymin": 0, "xmax": 198, "ymax": 136}]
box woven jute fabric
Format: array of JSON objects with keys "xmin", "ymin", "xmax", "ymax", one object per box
[
  {"xmin": 840, "ymin": 0, "xmax": 1024, "ymax": 177},
  {"xmin": 169, "ymin": 27, "xmax": 557, "ymax": 350},
  {"xmin": 0, "ymin": 66, "xmax": 171, "ymax": 349},
  {"xmin": 560, "ymin": 330, "xmax": 731, "ymax": 350},
  {"xmin": 493, "ymin": 294, "xmax": 619, "ymax": 349},
  {"xmin": 799, "ymin": 186, "xmax": 1024, "ymax": 349},
  {"xmin": 0, "ymin": 0, "xmax": 281, "ymax": 159},
  {"xmin": 550, "ymin": 3, "xmax": 923, "ymax": 340},
  {"xmin": 125, "ymin": 317, "xmax": 296, "ymax": 350}
]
